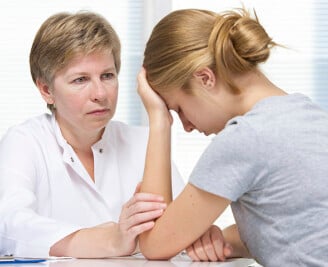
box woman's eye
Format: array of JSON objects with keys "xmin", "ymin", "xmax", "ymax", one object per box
[
  {"xmin": 72, "ymin": 77, "xmax": 87, "ymax": 83},
  {"xmin": 101, "ymin": 73, "xmax": 115, "ymax": 80}
]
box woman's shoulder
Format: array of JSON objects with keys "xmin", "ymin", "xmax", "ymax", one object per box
[
  {"xmin": 1, "ymin": 113, "xmax": 53, "ymax": 142},
  {"xmin": 0, "ymin": 114, "xmax": 54, "ymax": 166}
]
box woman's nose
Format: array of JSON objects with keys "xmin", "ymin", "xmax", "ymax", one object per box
[
  {"xmin": 183, "ymin": 122, "xmax": 194, "ymax": 132},
  {"xmin": 179, "ymin": 113, "xmax": 194, "ymax": 132},
  {"xmin": 91, "ymin": 80, "xmax": 107, "ymax": 101}
]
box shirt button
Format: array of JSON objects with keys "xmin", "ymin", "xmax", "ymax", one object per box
[
  {"xmin": 99, "ymin": 148, "xmax": 103, "ymax": 153},
  {"xmin": 70, "ymin": 157, "xmax": 74, "ymax": 162}
]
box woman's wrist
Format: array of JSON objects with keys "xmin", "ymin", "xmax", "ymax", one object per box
[
  {"xmin": 50, "ymin": 223, "xmax": 121, "ymax": 258},
  {"xmin": 148, "ymin": 112, "xmax": 172, "ymax": 129}
]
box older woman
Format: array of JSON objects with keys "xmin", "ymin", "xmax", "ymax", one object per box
[{"xmin": 0, "ymin": 11, "xmax": 184, "ymax": 258}]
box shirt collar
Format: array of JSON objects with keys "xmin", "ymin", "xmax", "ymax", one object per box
[
  {"xmin": 51, "ymin": 114, "xmax": 112, "ymax": 155},
  {"xmin": 51, "ymin": 113, "xmax": 67, "ymax": 150},
  {"xmin": 93, "ymin": 121, "xmax": 112, "ymax": 150}
]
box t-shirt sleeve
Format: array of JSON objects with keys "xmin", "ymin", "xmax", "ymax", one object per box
[{"xmin": 189, "ymin": 120, "xmax": 266, "ymax": 202}]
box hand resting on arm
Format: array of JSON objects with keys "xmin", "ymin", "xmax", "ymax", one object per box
[{"xmin": 50, "ymin": 183, "xmax": 166, "ymax": 258}]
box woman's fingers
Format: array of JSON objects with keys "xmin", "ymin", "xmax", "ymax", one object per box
[
  {"xmin": 186, "ymin": 225, "xmax": 233, "ymax": 262},
  {"xmin": 119, "ymin": 192, "xmax": 166, "ymax": 235},
  {"xmin": 124, "ymin": 192, "xmax": 164, "ymax": 208},
  {"xmin": 122, "ymin": 193, "xmax": 165, "ymax": 218},
  {"xmin": 186, "ymin": 245, "xmax": 200, "ymax": 261},
  {"xmin": 187, "ymin": 231, "xmax": 217, "ymax": 261},
  {"xmin": 137, "ymin": 68, "xmax": 172, "ymax": 124},
  {"xmin": 120, "ymin": 206, "xmax": 165, "ymax": 240}
]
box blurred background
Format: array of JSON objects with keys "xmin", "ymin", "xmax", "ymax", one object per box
[{"xmin": 0, "ymin": 0, "xmax": 327, "ymax": 228}]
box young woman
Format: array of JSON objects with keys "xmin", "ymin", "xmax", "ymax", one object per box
[
  {"xmin": 0, "ymin": 11, "xmax": 186, "ymax": 258},
  {"xmin": 137, "ymin": 8, "xmax": 328, "ymax": 266}
]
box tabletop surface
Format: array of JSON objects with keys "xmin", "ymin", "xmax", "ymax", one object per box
[{"xmin": 0, "ymin": 253, "xmax": 261, "ymax": 267}]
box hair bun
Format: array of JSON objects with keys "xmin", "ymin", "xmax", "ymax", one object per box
[
  {"xmin": 230, "ymin": 9, "xmax": 275, "ymax": 65},
  {"xmin": 209, "ymin": 8, "xmax": 276, "ymax": 82}
]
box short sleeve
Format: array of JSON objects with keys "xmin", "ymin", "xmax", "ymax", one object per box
[{"xmin": 189, "ymin": 119, "xmax": 266, "ymax": 201}]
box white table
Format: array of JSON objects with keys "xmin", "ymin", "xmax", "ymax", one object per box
[{"xmin": 2, "ymin": 254, "xmax": 261, "ymax": 267}]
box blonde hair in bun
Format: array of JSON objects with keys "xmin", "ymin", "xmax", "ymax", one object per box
[{"xmin": 143, "ymin": 7, "xmax": 278, "ymax": 94}]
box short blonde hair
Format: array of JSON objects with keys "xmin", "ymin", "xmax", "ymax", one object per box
[
  {"xmin": 143, "ymin": 8, "xmax": 277, "ymax": 93},
  {"xmin": 30, "ymin": 11, "xmax": 121, "ymax": 111}
]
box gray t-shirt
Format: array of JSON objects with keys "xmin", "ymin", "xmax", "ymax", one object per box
[{"xmin": 189, "ymin": 93, "xmax": 328, "ymax": 266}]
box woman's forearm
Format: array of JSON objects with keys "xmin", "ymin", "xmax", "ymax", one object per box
[
  {"xmin": 139, "ymin": 116, "xmax": 173, "ymax": 256},
  {"xmin": 50, "ymin": 223, "xmax": 123, "ymax": 258},
  {"xmin": 140, "ymin": 118, "xmax": 172, "ymax": 204}
]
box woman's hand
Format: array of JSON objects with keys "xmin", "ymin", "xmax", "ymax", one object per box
[
  {"xmin": 137, "ymin": 68, "xmax": 173, "ymax": 126},
  {"xmin": 50, "ymin": 183, "xmax": 166, "ymax": 257},
  {"xmin": 116, "ymin": 183, "xmax": 167, "ymax": 255},
  {"xmin": 186, "ymin": 225, "xmax": 233, "ymax": 262}
]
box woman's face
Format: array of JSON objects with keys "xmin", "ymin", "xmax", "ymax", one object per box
[
  {"xmin": 161, "ymin": 85, "xmax": 231, "ymax": 136},
  {"xmin": 50, "ymin": 50, "xmax": 118, "ymax": 136}
]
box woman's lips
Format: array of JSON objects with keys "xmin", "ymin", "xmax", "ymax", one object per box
[{"xmin": 87, "ymin": 108, "xmax": 110, "ymax": 115}]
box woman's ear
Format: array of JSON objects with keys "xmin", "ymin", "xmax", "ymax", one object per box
[
  {"xmin": 193, "ymin": 67, "xmax": 216, "ymax": 89},
  {"xmin": 36, "ymin": 79, "xmax": 54, "ymax": 104}
]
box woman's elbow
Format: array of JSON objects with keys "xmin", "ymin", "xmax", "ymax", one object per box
[
  {"xmin": 142, "ymin": 251, "xmax": 171, "ymax": 261},
  {"xmin": 139, "ymin": 237, "xmax": 176, "ymax": 260}
]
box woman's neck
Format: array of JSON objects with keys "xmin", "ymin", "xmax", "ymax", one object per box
[
  {"xmin": 234, "ymin": 70, "xmax": 287, "ymax": 115},
  {"xmin": 55, "ymin": 115, "xmax": 104, "ymax": 153}
]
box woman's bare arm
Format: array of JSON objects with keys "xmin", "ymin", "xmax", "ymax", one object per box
[
  {"xmin": 137, "ymin": 69, "xmax": 231, "ymax": 260},
  {"xmin": 139, "ymin": 183, "xmax": 231, "ymax": 259}
]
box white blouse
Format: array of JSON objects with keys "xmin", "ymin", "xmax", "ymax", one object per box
[{"xmin": 0, "ymin": 114, "xmax": 184, "ymax": 257}]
